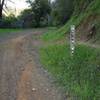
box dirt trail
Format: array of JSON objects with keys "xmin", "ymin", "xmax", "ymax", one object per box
[{"xmin": 0, "ymin": 31, "xmax": 65, "ymax": 100}]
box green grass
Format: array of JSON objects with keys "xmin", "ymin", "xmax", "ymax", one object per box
[
  {"xmin": 41, "ymin": 13, "xmax": 87, "ymax": 41},
  {"xmin": 40, "ymin": 43, "xmax": 100, "ymax": 100},
  {"xmin": 40, "ymin": 27, "xmax": 59, "ymax": 41},
  {"xmin": 39, "ymin": 0, "xmax": 100, "ymax": 99},
  {"xmin": 0, "ymin": 29, "xmax": 22, "ymax": 37}
]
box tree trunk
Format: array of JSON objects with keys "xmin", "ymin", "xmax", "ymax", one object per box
[
  {"xmin": 0, "ymin": 0, "xmax": 5, "ymax": 19},
  {"xmin": 0, "ymin": 5, "xmax": 2, "ymax": 19}
]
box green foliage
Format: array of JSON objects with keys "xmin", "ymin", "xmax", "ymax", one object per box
[
  {"xmin": 42, "ymin": 0, "xmax": 100, "ymax": 42},
  {"xmin": 40, "ymin": 0, "xmax": 100, "ymax": 99},
  {"xmin": 40, "ymin": 43, "xmax": 100, "ymax": 100},
  {"xmin": 73, "ymin": 0, "xmax": 94, "ymax": 15},
  {"xmin": 51, "ymin": 9, "xmax": 60, "ymax": 25},
  {"xmin": 0, "ymin": 14, "xmax": 19, "ymax": 28},
  {"xmin": 51, "ymin": 0, "xmax": 74, "ymax": 25},
  {"xmin": 18, "ymin": 9, "xmax": 35, "ymax": 28},
  {"xmin": 27, "ymin": 0, "xmax": 51, "ymax": 27}
]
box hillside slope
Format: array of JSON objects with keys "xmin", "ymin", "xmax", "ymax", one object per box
[
  {"xmin": 60, "ymin": 0, "xmax": 100, "ymax": 43},
  {"xmin": 42, "ymin": 0, "xmax": 100, "ymax": 43}
]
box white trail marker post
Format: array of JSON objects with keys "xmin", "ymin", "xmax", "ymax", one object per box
[{"xmin": 70, "ymin": 25, "xmax": 75, "ymax": 56}]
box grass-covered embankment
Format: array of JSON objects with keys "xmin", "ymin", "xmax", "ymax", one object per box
[
  {"xmin": 40, "ymin": 43, "xmax": 100, "ymax": 99},
  {"xmin": 41, "ymin": 0, "xmax": 100, "ymax": 43}
]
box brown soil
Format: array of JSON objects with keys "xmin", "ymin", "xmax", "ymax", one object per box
[
  {"xmin": 0, "ymin": 30, "xmax": 66, "ymax": 100},
  {"xmin": 77, "ymin": 14, "xmax": 100, "ymax": 41}
]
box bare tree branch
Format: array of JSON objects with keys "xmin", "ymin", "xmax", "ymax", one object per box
[
  {"xmin": 1, "ymin": 0, "xmax": 5, "ymax": 7},
  {"xmin": 8, "ymin": 0, "xmax": 15, "ymax": 4},
  {"xmin": 0, "ymin": 0, "xmax": 15, "ymax": 18},
  {"xmin": 3, "ymin": 8, "xmax": 8, "ymax": 15},
  {"xmin": 4, "ymin": 3, "xmax": 9, "ymax": 10}
]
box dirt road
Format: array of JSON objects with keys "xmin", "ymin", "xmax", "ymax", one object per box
[{"xmin": 0, "ymin": 30, "xmax": 65, "ymax": 100}]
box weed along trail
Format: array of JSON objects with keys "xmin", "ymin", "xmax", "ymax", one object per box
[{"xmin": 0, "ymin": 30, "xmax": 65, "ymax": 100}]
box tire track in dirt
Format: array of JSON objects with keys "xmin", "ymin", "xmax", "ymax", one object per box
[
  {"xmin": 17, "ymin": 63, "xmax": 33, "ymax": 100},
  {"xmin": 0, "ymin": 36, "xmax": 26, "ymax": 100}
]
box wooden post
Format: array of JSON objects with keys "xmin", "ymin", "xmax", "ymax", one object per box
[{"xmin": 70, "ymin": 25, "xmax": 75, "ymax": 56}]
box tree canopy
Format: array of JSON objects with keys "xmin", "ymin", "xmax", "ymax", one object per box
[{"xmin": 27, "ymin": 0, "xmax": 51, "ymax": 27}]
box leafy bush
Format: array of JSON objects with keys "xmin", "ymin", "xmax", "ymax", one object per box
[{"xmin": 51, "ymin": 0, "xmax": 74, "ymax": 25}]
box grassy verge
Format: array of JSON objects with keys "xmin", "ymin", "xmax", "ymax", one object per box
[
  {"xmin": 39, "ymin": 43, "xmax": 100, "ymax": 100},
  {"xmin": 0, "ymin": 29, "xmax": 22, "ymax": 37},
  {"xmin": 40, "ymin": 27, "xmax": 59, "ymax": 41}
]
